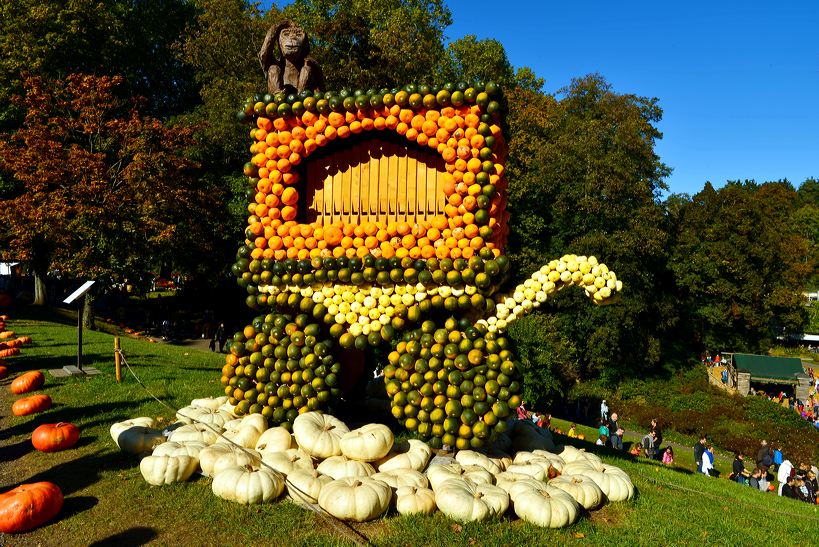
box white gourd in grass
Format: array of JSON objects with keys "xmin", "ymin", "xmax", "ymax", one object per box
[
  {"xmin": 140, "ymin": 455, "xmax": 198, "ymax": 486},
  {"xmin": 395, "ymin": 485, "xmax": 436, "ymax": 516},
  {"xmin": 427, "ymin": 463, "xmax": 494, "ymax": 491},
  {"xmin": 110, "ymin": 418, "xmax": 163, "ymax": 455},
  {"xmin": 261, "ymin": 448, "xmax": 313, "ymax": 475},
  {"xmin": 199, "ymin": 444, "xmax": 261, "ymax": 477},
  {"xmin": 286, "ymin": 468, "xmax": 332, "ymax": 508},
  {"xmin": 152, "ymin": 441, "xmax": 207, "ymax": 460},
  {"xmin": 318, "ymin": 477, "xmax": 392, "ymax": 522},
  {"xmin": 557, "ymin": 445, "xmax": 602, "ymax": 466},
  {"xmin": 375, "ymin": 439, "xmax": 431, "ymax": 472},
  {"xmin": 211, "ymin": 465, "xmax": 285, "ymax": 504},
  {"xmin": 190, "ymin": 395, "xmax": 228, "ymax": 411},
  {"xmin": 255, "ymin": 427, "xmax": 295, "ymax": 454},
  {"xmin": 339, "ymin": 423, "xmax": 394, "ymax": 462},
  {"xmin": 434, "ymin": 479, "xmax": 509, "ymax": 522},
  {"xmin": 582, "ymin": 469, "xmax": 635, "ymax": 502},
  {"xmin": 503, "ymin": 463, "xmax": 546, "ymax": 481},
  {"xmin": 175, "ymin": 405, "xmax": 232, "ymax": 428},
  {"xmin": 561, "ymin": 461, "xmax": 598, "ymax": 477},
  {"xmin": 293, "ymin": 412, "xmax": 350, "ymax": 459},
  {"xmin": 168, "ymin": 423, "xmax": 220, "ymax": 445},
  {"xmin": 494, "ymin": 471, "xmax": 533, "ymax": 493},
  {"xmin": 455, "ymin": 450, "xmax": 503, "ymax": 475},
  {"xmin": 370, "ymin": 470, "xmax": 428, "ymax": 491},
  {"xmin": 513, "ymin": 487, "xmax": 580, "ymax": 528},
  {"xmin": 317, "ymin": 455, "xmax": 376, "ymax": 480},
  {"xmin": 549, "ymin": 474, "xmax": 605, "ymax": 510}
]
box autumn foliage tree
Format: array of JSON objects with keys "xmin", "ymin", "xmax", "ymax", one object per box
[{"xmin": 0, "ymin": 74, "xmax": 208, "ymax": 316}]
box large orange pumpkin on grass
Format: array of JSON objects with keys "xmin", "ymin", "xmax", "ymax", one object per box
[
  {"xmin": 12, "ymin": 394, "xmax": 52, "ymax": 416},
  {"xmin": 0, "ymin": 482, "xmax": 63, "ymax": 533},
  {"xmin": 11, "ymin": 371, "xmax": 45, "ymax": 395},
  {"xmin": 32, "ymin": 423, "xmax": 81, "ymax": 452},
  {"xmin": 0, "ymin": 365, "xmax": 7, "ymax": 380}
]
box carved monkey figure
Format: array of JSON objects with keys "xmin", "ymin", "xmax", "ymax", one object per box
[{"xmin": 259, "ymin": 21, "xmax": 325, "ymax": 95}]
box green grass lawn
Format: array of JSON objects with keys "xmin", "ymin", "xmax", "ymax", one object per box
[{"xmin": 2, "ymin": 307, "xmax": 818, "ymax": 545}]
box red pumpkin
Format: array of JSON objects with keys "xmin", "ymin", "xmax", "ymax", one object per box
[
  {"xmin": 12, "ymin": 394, "xmax": 52, "ymax": 416},
  {"xmin": 0, "ymin": 482, "xmax": 63, "ymax": 533},
  {"xmin": 577, "ymin": 433, "xmax": 586, "ymax": 440},
  {"xmin": 11, "ymin": 371, "xmax": 45, "ymax": 395},
  {"xmin": 0, "ymin": 348, "xmax": 19, "ymax": 358},
  {"xmin": 32, "ymin": 423, "xmax": 80, "ymax": 452},
  {"xmin": 0, "ymin": 365, "xmax": 8, "ymax": 380}
]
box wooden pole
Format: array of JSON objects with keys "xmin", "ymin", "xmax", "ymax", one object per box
[
  {"xmin": 77, "ymin": 297, "xmax": 83, "ymax": 371},
  {"xmin": 114, "ymin": 336, "xmax": 121, "ymax": 383}
]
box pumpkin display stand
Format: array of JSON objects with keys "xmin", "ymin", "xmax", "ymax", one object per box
[{"xmin": 219, "ymin": 26, "xmax": 622, "ymax": 452}]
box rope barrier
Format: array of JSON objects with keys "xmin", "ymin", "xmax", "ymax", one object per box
[{"xmin": 116, "ymin": 348, "xmax": 373, "ymax": 546}]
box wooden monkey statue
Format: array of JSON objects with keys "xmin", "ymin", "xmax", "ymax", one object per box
[{"xmin": 259, "ymin": 21, "xmax": 325, "ymax": 96}]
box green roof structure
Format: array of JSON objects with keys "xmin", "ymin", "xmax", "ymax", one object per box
[{"xmin": 732, "ymin": 353, "xmax": 806, "ymax": 383}]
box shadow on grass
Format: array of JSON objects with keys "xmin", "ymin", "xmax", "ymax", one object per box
[
  {"xmin": 88, "ymin": 526, "xmax": 158, "ymax": 546},
  {"xmin": 0, "ymin": 438, "xmax": 34, "ymax": 461},
  {"xmin": 61, "ymin": 495, "xmax": 99, "ymax": 520},
  {"xmin": 2, "ymin": 352, "xmax": 113, "ymax": 374},
  {"xmin": 19, "ymin": 448, "xmax": 136, "ymax": 496},
  {"xmin": 0, "ymin": 400, "xmax": 151, "ymax": 439}
]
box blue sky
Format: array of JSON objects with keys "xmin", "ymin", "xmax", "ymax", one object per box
[{"xmin": 266, "ymin": 1, "xmax": 818, "ymax": 196}]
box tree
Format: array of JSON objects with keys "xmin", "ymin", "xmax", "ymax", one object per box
[
  {"xmin": 0, "ymin": 74, "xmax": 208, "ymax": 318},
  {"xmin": 668, "ymin": 181, "xmax": 810, "ymax": 352},
  {"xmin": 443, "ymin": 35, "xmax": 515, "ymax": 90},
  {"xmin": 798, "ymin": 177, "xmax": 819, "ymax": 206},
  {"xmin": 503, "ymin": 74, "xmax": 676, "ymax": 387}
]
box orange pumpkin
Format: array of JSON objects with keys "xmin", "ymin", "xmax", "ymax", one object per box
[
  {"xmin": 0, "ymin": 331, "xmax": 14, "ymax": 339},
  {"xmin": 0, "ymin": 482, "xmax": 63, "ymax": 533},
  {"xmin": 0, "ymin": 348, "xmax": 19, "ymax": 358},
  {"xmin": 12, "ymin": 394, "xmax": 52, "ymax": 416},
  {"xmin": 16, "ymin": 336, "xmax": 32, "ymax": 345},
  {"xmin": 32, "ymin": 423, "xmax": 80, "ymax": 453},
  {"xmin": 11, "ymin": 371, "xmax": 45, "ymax": 395},
  {"xmin": 0, "ymin": 365, "xmax": 7, "ymax": 379}
]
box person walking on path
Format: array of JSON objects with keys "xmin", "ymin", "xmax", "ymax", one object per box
[
  {"xmin": 756, "ymin": 440, "xmax": 772, "ymax": 474},
  {"xmin": 609, "ymin": 413, "xmax": 624, "ymax": 450},
  {"xmin": 600, "ymin": 399, "xmax": 609, "ymax": 422},
  {"xmin": 694, "ymin": 435, "xmax": 707, "ymax": 474},
  {"xmin": 214, "ymin": 322, "xmax": 226, "ymax": 352}
]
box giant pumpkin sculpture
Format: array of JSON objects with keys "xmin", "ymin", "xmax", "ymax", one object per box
[{"xmin": 221, "ymin": 24, "xmax": 622, "ymax": 450}]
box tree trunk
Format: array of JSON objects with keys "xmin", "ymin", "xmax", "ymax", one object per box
[
  {"xmin": 32, "ymin": 268, "xmax": 47, "ymax": 306},
  {"xmin": 83, "ymin": 290, "xmax": 96, "ymax": 330}
]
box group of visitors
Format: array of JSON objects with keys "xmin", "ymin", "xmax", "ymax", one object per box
[
  {"xmin": 595, "ymin": 400, "xmax": 626, "ymax": 451},
  {"xmin": 749, "ymin": 385, "xmax": 819, "ymax": 430},
  {"xmin": 514, "ymin": 402, "xmax": 551, "ymax": 429},
  {"xmin": 719, "ymin": 439, "xmax": 819, "ymax": 504},
  {"xmin": 700, "ymin": 352, "xmax": 723, "ymax": 367}
]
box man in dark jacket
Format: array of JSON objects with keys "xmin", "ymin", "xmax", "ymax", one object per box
[
  {"xmin": 694, "ymin": 435, "xmax": 707, "ymax": 474},
  {"xmin": 609, "ymin": 413, "xmax": 623, "ymax": 450},
  {"xmin": 732, "ymin": 454, "xmax": 747, "ymax": 484},
  {"xmin": 756, "ymin": 440, "xmax": 772, "ymax": 473},
  {"xmin": 781, "ymin": 476, "xmax": 798, "ymax": 499}
]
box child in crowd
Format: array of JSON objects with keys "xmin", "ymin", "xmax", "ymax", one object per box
[
  {"xmin": 567, "ymin": 423, "xmax": 577, "ymax": 438},
  {"xmin": 662, "ymin": 446, "xmax": 674, "ymax": 465},
  {"xmin": 596, "ymin": 434, "xmax": 607, "ymax": 446},
  {"xmin": 629, "ymin": 442, "xmax": 642, "ymax": 457}
]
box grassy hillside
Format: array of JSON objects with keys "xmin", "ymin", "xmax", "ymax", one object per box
[{"xmin": 1, "ymin": 307, "xmax": 817, "ymax": 545}]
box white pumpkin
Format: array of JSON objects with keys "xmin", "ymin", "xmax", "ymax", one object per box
[
  {"xmin": 504, "ymin": 463, "xmax": 547, "ymax": 481},
  {"xmin": 494, "ymin": 471, "xmax": 533, "ymax": 492},
  {"xmin": 434, "ymin": 479, "xmax": 509, "ymax": 522},
  {"xmin": 530, "ymin": 450, "xmax": 566, "ymax": 473},
  {"xmin": 217, "ymin": 400, "xmax": 237, "ymax": 416},
  {"xmin": 317, "ymin": 455, "xmax": 376, "ymax": 480},
  {"xmin": 286, "ymin": 468, "xmax": 332, "ymax": 508},
  {"xmin": 395, "ymin": 485, "xmax": 436, "ymax": 516},
  {"xmin": 139, "ymin": 455, "xmax": 198, "ymax": 486},
  {"xmin": 292, "ymin": 412, "xmax": 350, "ymax": 459},
  {"xmin": 169, "ymin": 423, "xmax": 220, "ymax": 445},
  {"xmin": 339, "ymin": 423, "xmax": 394, "ymax": 462},
  {"xmin": 318, "ymin": 477, "xmax": 392, "ymax": 522},
  {"xmin": 582, "ymin": 469, "xmax": 635, "ymax": 502},
  {"xmin": 510, "ymin": 454, "xmax": 560, "ymax": 478},
  {"xmin": 427, "ymin": 463, "xmax": 494, "ymax": 491},
  {"xmin": 375, "ymin": 439, "xmax": 431, "ymax": 472},
  {"xmin": 506, "ymin": 478, "xmax": 549, "ymax": 503},
  {"xmin": 370, "ymin": 470, "xmax": 428, "ymax": 491},
  {"xmin": 255, "ymin": 427, "xmax": 295, "ymax": 454},
  {"xmin": 199, "ymin": 444, "xmax": 261, "ymax": 477},
  {"xmin": 455, "ymin": 450, "xmax": 503, "ymax": 475},
  {"xmin": 212, "ymin": 465, "xmax": 284, "ymax": 504},
  {"xmin": 556, "ymin": 444, "xmax": 602, "ymax": 466},
  {"xmin": 513, "ymin": 487, "xmax": 580, "ymax": 528},
  {"xmin": 561, "ymin": 460, "xmax": 598, "ymax": 477},
  {"xmin": 176, "ymin": 405, "xmax": 232, "ymax": 428},
  {"xmin": 218, "ymin": 414, "xmax": 267, "ymax": 448},
  {"xmin": 549, "ymin": 474, "xmax": 605, "ymax": 510},
  {"xmin": 190, "ymin": 396, "xmax": 228, "ymax": 411},
  {"xmin": 152, "ymin": 440, "xmax": 207, "ymax": 459},
  {"xmin": 261, "ymin": 448, "xmax": 313, "ymax": 475},
  {"xmin": 110, "ymin": 418, "xmax": 165, "ymax": 455}
]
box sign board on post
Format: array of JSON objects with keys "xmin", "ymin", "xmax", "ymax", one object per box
[{"xmin": 49, "ymin": 281, "xmax": 101, "ymax": 378}]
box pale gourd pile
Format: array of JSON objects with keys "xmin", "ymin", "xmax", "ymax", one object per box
[{"xmin": 111, "ymin": 398, "xmax": 634, "ymax": 528}]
